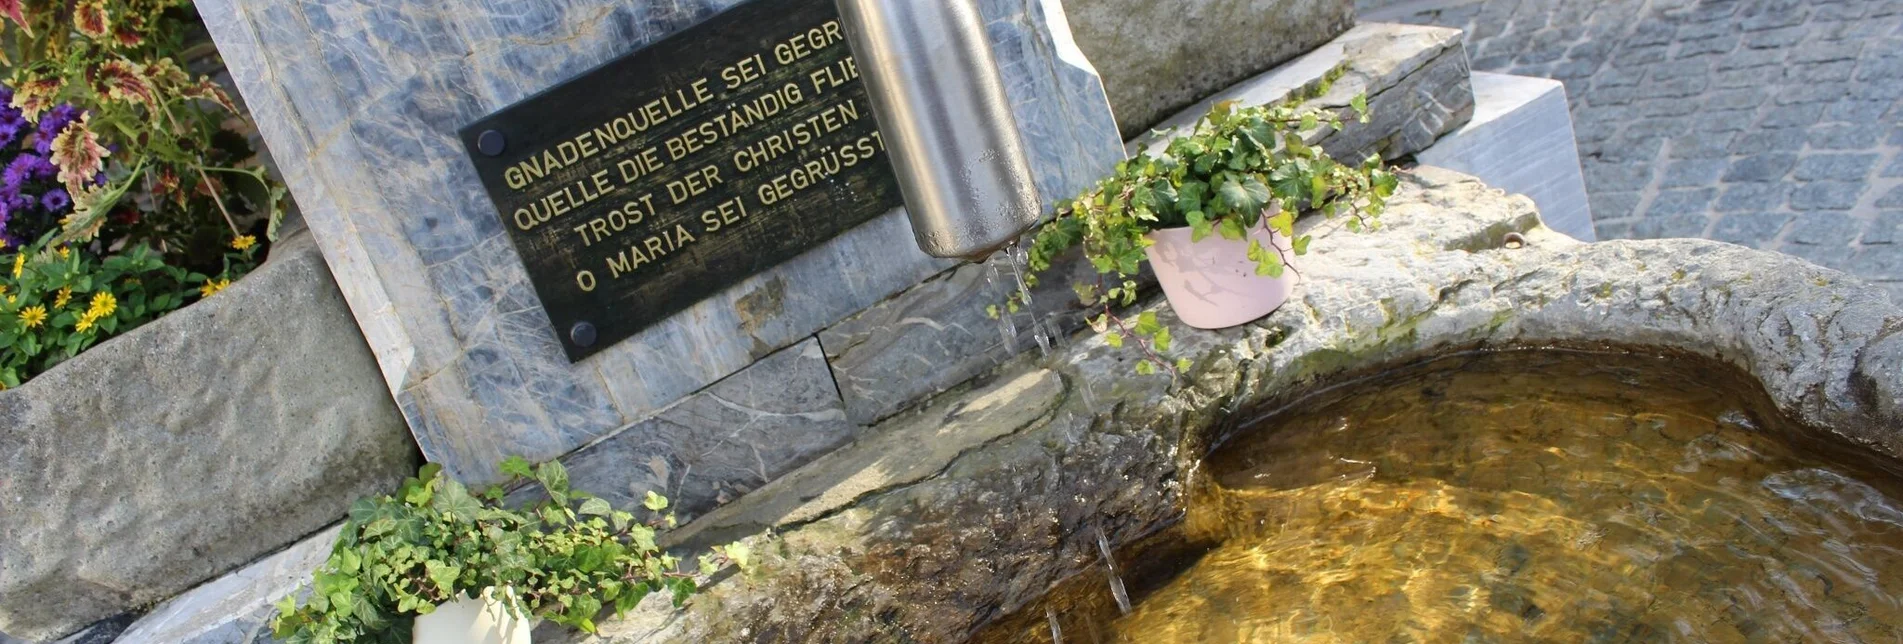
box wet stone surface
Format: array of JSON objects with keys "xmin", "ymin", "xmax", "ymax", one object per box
[
  {"xmin": 1364, "ymin": 0, "xmax": 1903, "ymax": 299},
  {"xmin": 979, "ymin": 348, "xmax": 1903, "ymax": 642}
]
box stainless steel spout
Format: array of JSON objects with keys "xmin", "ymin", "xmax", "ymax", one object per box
[{"xmin": 834, "ymin": 0, "xmax": 1043, "ymax": 261}]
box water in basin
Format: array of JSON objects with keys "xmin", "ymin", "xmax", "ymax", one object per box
[{"xmin": 979, "ymin": 348, "xmax": 1903, "ymax": 642}]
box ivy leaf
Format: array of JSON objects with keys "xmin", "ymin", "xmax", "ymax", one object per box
[
  {"xmin": 1175, "ymin": 358, "xmax": 1194, "ymax": 373},
  {"xmin": 424, "ymin": 560, "xmax": 461, "ymax": 597},
  {"xmin": 431, "ymin": 479, "xmax": 480, "ymax": 523},
  {"xmin": 1267, "ymin": 210, "xmax": 1296, "ymax": 237},
  {"xmin": 1350, "ymin": 93, "xmax": 1370, "ymax": 122},
  {"xmin": 1218, "ymin": 216, "xmax": 1248, "ymax": 241},
  {"xmin": 499, "ymin": 456, "xmax": 534, "ymax": 480},
  {"xmin": 1133, "ymin": 310, "xmax": 1161, "ymax": 336},
  {"xmin": 1217, "ymin": 176, "xmax": 1271, "ymax": 214},
  {"xmin": 1105, "ymin": 331, "xmax": 1124, "ymax": 348},
  {"xmin": 723, "ymin": 542, "xmax": 754, "ymax": 570},
  {"xmin": 1292, "ymin": 234, "xmax": 1313, "ymax": 255},
  {"xmin": 534, "ymin": 461, "xmax": 569, "ymax": 495},
  {"xmin": 579, "ymin": 497, "xmax": 613, "ymax": 517},
  {"xmin": 1135, "ymin": 360, "xmax": 1156, "ymax": 375},
  {"xmin": 642, "ymin": 491, "xmax": 669, "ymax": 512},
  {"xmin": 1186, "ymin": 210, "xmax": 1212, "ymax": 242},
  {"xmin": 1153, "ymin": 327, "xmax": 1173, "ymax": 353}
]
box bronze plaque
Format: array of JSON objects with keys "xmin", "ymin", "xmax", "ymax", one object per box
[{"xmin": 460, "ymin": 0, "xmax": 901, "ymax": 362}]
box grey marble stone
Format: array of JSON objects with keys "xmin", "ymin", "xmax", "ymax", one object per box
[
  {"xmin": 0, "ymin": 232, "xmax": 419, "ymax": 641},
  {"xmin": 520, "ymin": 339, "xmax": 855, "ymax": 525},
  {"xmin": 112, "ymin": 526, "xmax": 340, "ymax": 644},
  {"xmin": 197, "ymin": 0, "xmax": 1124, "ymax": 483},
  {"xmin": 1418, "ymin": 72, "xmax": 1596, "ymax": 240},
  {"xmin": 1136, "ymin": 23, "xmax": 1475, "ymax": 162},
  {"xmin": 1065, "ymin": 0, "xmax": 1356, "ymax": 135},
  {"xmin": 821, "ymin": 22, "xmax": 1476, "ymax": 426}
]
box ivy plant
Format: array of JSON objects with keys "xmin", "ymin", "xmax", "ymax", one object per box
[
  {"xmin": 270, "ymin": 459, "xmax": 754, "ymax": 644},
  {"xmin": 995, "ymin": 68, "xmax": 1400, "ymax": 375}
]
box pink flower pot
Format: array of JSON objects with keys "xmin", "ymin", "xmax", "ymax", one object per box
[{"xmin": 1144, "ymin": 225, "xmax": 1299, "ymax": 330}]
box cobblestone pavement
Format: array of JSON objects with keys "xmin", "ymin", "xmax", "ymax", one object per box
[{"xmin": 1363, "ymin": 0, "xmax": 1903, "ymax": 299}]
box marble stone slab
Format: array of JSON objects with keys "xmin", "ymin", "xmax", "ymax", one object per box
[
  {"xmin": 198, "ymin": 0, "xmax": 1124, "ymax": 483},
  {"xmin": 515, "ymin": 339, "xmax": 856, "ymax": 525},
  {"xmin": 1417, "ymin": 72, "xmax": 1596, "ymax": 241}
]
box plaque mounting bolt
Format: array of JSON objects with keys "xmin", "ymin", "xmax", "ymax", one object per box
[
  {"xmin": 569, "ymin": 322, "xmax": 598, "ymax": 348},
  {"xmin": 477, "ymin": 130, "xmax": 506, "ymax": 156}
]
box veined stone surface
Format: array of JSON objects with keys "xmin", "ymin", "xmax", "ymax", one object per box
[
  {"xmin": 197, "ymin": 0, "xmax": 1125, "ymax": 483},
  {"xmin": 1418, "ymin": 72, "xmax": 1595, "ymax": 240},
  {"xmin": 1138, "ymin": 22, "xmax": 1476, "ymax": 161},
  {"xmin": 0, "ymin": 232, "xmax": 419, "ymax": 641},
  {"xmin": 545, "ymin": 166, "xmax": 1901, "ymax": 643},
  {"xmin": 823, "ymin": 22, "xmax": 1475, "ymax": 426},
  {"xmin": 514, "ymin": 339, "xmax": 855, "ymax": 526},
  {"xmin": 1065, "ymin": 0, "xmax": 1356, "ymax": 136}
]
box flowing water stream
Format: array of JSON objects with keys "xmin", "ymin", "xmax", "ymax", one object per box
[{"xmin": 977, "ymin": 347, "xmax": 1903, "ymax": 642}]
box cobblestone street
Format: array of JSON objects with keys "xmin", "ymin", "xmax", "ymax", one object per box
[{"xmin": 1365, "ymin": 0, "xmax": 1903, "ymax": 298}]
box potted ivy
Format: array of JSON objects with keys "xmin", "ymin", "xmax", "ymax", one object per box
[
  {"xmin": 999, "ymin": 79, "xmax": 1398, "ymax": 374},
  {"xmin": 270, "ymin": 458, "xmax": 752, "ymax": 644}
]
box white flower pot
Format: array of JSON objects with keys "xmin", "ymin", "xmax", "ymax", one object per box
[
  {"xmin": 1144, "ymin": 224, "xmax": 1299, "ymax": 330},
  {"xmin": 413, "ymin": 587, "xmax": 532, "ymax": 644}
]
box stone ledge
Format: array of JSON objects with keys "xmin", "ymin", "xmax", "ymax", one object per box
[
  {"xmin": 556, "ymin": 166, "xmax": 1902, "ymax": 643},
  {"xmin": 1418, "ymin": 72, "xmax": 1595, "ymax": 240},
  {"xmin": 1066, "ymin": 0, "xmax": 1357, "ymax": 136},
  {"xmin": 822, "ymin": 21, "xmax": 1476, "ymax": 428},
  {"xmin": 0, "ymin": 231, "xmax": 419, "ymax": 641}
]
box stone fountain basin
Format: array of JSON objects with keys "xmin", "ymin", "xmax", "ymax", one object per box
[{"xmin": 552, "ymin": 166, "xmax": 1902, "ymax": 643}]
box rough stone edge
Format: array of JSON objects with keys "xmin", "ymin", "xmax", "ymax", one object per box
[
  {"xmin": 559, "ymin": 166, "xmax": 1903, "ymax": 643},
  {"xmin": 0, "ymin": 231, "xmax": 418, "ymax": 642}
]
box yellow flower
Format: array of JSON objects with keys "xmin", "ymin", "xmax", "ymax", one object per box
[
  {"xmin": 55, "ymin": 246, "xmax": 70, "ymax": 259},
  {"xmin": 18, "ymin": 305, "xmax": 46, "ymax": 329},
  {"xmin": 54, "ymin": 287, "xmax": 72, "ymax": 309},
  {"xmin": 74, "ymin": 311, "xmax": 96, "ymax": 333},
  {"xmin": 10, "ymin": 254, "xmax": 21, "ymax": 279},
  {"xmin": 200, "ymin": 277, "xmax": 231, "ymax": 298},
  {"xmin": 231, "ymin": 235, "xmax": 257, "ymax": 252},
  {"xmin": 87, "ymin": 291, "xmax": 117, "ymax": 318}
]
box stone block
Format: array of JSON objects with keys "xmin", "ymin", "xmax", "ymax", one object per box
[
  {"xmin": 1716, "ymin": 183, "xmax": 1793, "ymax": 212},
  {"xmin": 821, "ymin": 22, "xmax": 1476, "ymax": 426},
  {"xmin": 1065, "ymin": 0, "xmax": 1355, "ymax": 137},
  {"xmin": 1723, "ymin": 153, "xmax": 1799, "ymax": 182},
  {"xmin": 1417, "ymin": 73, "xmax": 1596, "ymax": 240},
  {"xmin": 112, "ymin": 526, "xmax": 341, "ymax": 644},
  {"xmin": 1792, "ymin": 153, "xmax": 1880, "ymax": 181},
  {"xmin": 1660, "ymin": 158, "xmax": 1728, "ymax": 188},
  {"xmin": 0, "ymin": 233, "xmax": 419, "ymax": 640},
  {"xmin": 198, "ymin": 0, "xmax": 1125, "ymax": 484},
  {"xmin": 526, "ymin": 339, "xmax": 855, "ymax": 525},
  {"xmin": 1646, "ymin": 188, "xmax": 1718, "ymax": 217},
  {"xmin": 1710, "ymin": 213, "xmax": 1793, "ymax": 246},
  {"xmin": 1789, "ymin": 181, "xmax": 1869, "ymax": 211}
]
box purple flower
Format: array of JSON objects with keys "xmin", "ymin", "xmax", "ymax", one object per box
[
  {"xmin": 38, "ymin": 104, "xmax": 79, "ymax": 139},
  {"xmin": 2, "ymin": 154, "xmax": 35, "ymax": 191},
  {"xmin": 0, "ymin": 120, "xmax": 20, "ymax": 149},
  {"xmin": 39, "ymin": 188, "xmax": 68, "ymax": 213},
  {"xmin": 27, "ymin": 155, "xmax": 54, "ymax": 181}
]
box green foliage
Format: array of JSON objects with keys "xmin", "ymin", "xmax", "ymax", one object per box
[
  {"xmin": 1001, "ymin": 66, "xmax": 1399, "ymax": 376},
  {"xmin": 0, "ymin": 234, "xmax": 251, "ymax": 388},
  {"xmin": 270, "ymin": 459, "xmax": 755, "ymax": 643}
]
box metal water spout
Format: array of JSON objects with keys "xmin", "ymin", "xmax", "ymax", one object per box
[{"xmin": 834, "ymin": 0, "xmax": 1044, "ymax": 261}]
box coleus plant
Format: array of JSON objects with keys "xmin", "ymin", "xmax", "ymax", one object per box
[{"xmin": 0, "ymin": 0, "xmax": 286, "ymax": 268}]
